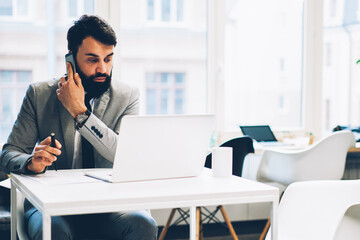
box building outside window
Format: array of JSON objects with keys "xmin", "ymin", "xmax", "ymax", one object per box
[
  {"xmin": 0, "ymin": 0, "xmax": 29, "ymax": 18},
  {"xmin": 0, "ymin": 70, "xmax": 31, "ymax": 142},
  {"xmin": 223, "ymin": 0, "xmax": 304, "ymax": 130},
  {"xmin": 0, "ymin": 0, "xmax": 94, "ymax": 142},
  {"xmin": 323, "ymin": 0, "xmax": 360, "ymax": 131},
  {"xmin": 68, "ymin": 0, "xmax": 94, "ymax": 19},
  {"xmin": 119, "ymin": 0, "xmax": 207, "ymax": 116},
  {"xmin": 146, "ymin": 72, "xmax": 185, "ymax": 114},
  {"xmin": 146, "ymin": 0, "xmax": 184, "ymax": 24}
]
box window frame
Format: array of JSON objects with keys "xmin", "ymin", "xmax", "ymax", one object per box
[
  {"xmin": 145, "ymin": 0, "xmax": 186, "ymax": 28},
  {"xmin": 0, "ymin": 0, "xmax": 32, "ymax": 21},
  {"xmin": 99, "ymin": 0, "xmax": 325, "ymax": 137},
  {"xmin": 145, "ymin": 72, "xmax": 186, "ymax": 114},
  {"xmin": 66, "ymin": 0, "xmax": 95, "ymax": 20}
]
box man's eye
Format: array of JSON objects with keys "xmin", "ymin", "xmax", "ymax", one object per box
[
  {"xmin": 89, "ymin": 58, "xmax": 98, "ymax": 63},
  {"xmin": 104, "ymin": 58, "xmax": 112, "ymax": 63}
]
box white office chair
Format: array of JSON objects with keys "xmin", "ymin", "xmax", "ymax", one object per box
[
  {"xmin": 334, "ymin": 203, "xmax": 360, "ymax": 240},
  {"xmin": 265, "ymin": 180, "xmax": 360, "ymax": 240},
  {"xmin": 257, "ymin": 130, "xmax": 356, "ymax": 240},
  {"xmin": 257, "ymin": 130, "xmax": 356, "ymax": 187}
]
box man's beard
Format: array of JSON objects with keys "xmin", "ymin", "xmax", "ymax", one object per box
[{"xmin": 77, "ymin": 68, "xmax": 112, "ymax": 99}]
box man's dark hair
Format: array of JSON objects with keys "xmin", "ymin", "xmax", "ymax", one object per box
[{"xmin": 67, "ymin": 15, "xmax": 117, "ymax": 55}]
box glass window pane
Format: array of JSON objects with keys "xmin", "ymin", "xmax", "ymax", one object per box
[
  {"xmin": 175, "ymin": 89, "xmax": 184, "ymax": 114},
  {"xmin": 146, "ymin": 72, "xmax": 157, "ymax": 84},
  {"xmin": 146, "ymin": 89, "xmax": 157, "ymax": 114},
  {"xmin": 147, "ymin": 0, "xmax": 155, "ymax": 20},
  {"xmin": 17, "ymin": 0, "xmax": 28, "ymax": 16},
  {"xmin": 1, "ymin": 71, "xmax": 14, "ymax": 84},
  {"xmin": 119, "ymin": 0, "xmax": 207, "ymax": 116},
  {"xmin": 161, "ymin": 73, "xmax": 169, "ymax": 84},
  {"xmin": 1, "ymin": 89, "xmax": 15, "ymax": 122},
  {"xmin": 175, "ymin": 73, "xmax": 184, "ymax": 84},
  {"xmin": 83, "ymin": 0, "xmax": 94, "ymax": 14},
  {"xmin": 160, "ymin": 89, "xmax": 169, "ymax": 114},
  {"xmin": 323, "ymin": 0, "xmax": 360, "ymax": 130},
  {"xmin": 68, "ymin": 0, "xmax": 77, "ymax": 17},
  {"xmin": 0, "ymin": 123, "xmax": 12, "ymax": 143},
  {"xmin": 224, "ymin": 0, "xmax": 304, "ymax": 130},
  {"xmin": 177, "ymin": 0, "xmax": 183, "ymax": 21},
  {"xmin": 17, "ymin": 71, "xmax": 31, "ymax": 83},
  {"xmin": 161, "ymin": 0, "xmax": 171, "ymax": 22},
  {"xmin": 0, "ymin": 1, "xmax": 96, "ymax": 142},
  {"xmin": 0, "ymin": 0, "xmax": 12, "ymax": 16}
]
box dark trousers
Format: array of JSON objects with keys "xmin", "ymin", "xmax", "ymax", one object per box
[{"xmin": 24, "ymin": 207, "xmax": 158, "ymax": 240}]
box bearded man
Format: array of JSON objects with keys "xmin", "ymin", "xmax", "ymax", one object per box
[{"xmin": 0, "ymin": 15, "xmax": 157, "ymax": 240}]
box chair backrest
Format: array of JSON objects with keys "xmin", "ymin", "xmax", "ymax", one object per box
[
  {"xmin": 265, "ymin": 180, "xmax": 360, "ymax": 240},
  {"xmin": 257, "ymin": 131, "xmax": 355, "ymax": 186},
  {"xmin": 334, "ymin": 203, "xmax": 360, "ymax": 240},
  {"xmin": 205, "ymin": 136, "xmax": 254, "ymax": 177}
]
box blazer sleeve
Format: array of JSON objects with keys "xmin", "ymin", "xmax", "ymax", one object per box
[
  {"xmin": 78, "ymin": 87, "xmax": 140, "ymax": 162},
  {"xmin": 0, "ymin": 85, "xmax": 39, "ymax": 174}
]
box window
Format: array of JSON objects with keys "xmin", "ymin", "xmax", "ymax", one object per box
[
  {"xmin": 0, "ymin": 70, "xmax": 31, "ymax": 142},
  {"xmin": 68, "ymin": 0, "xmax": 94, "ymax": 19},
  {"xmin": 146, "ymin": 0, "xmax": 184, "ymax": 24},
  {"xmin": 0, "ymin": 0, "xmax": 29, "ymax": 18},
  {"xmin": 325, "ymin": 42, "xmax": 332, "ymax": 67},
  {"xmin": 329, "ymin": 0, "xmax": 337, "ymax": 18},
  {"xmin": 223, "ymin": 0, "xmax": 304, "ymax": 130},
  {"xmin": 0, "ymin": 1, "xmax": 95, "ymax": 142},
  {"xmin": 146, "ymin": 72, "xmax": 185, "ymax": 114},
  {"xmin": 119, "ymin": 0, "xmax": 207, "ymax": 116},
  {"xmin": 280, "ymin": 57, "xmax": 285, "ymax": 72},
  {"xmin": 323, "ymin": 0, "xmax": 360, "ymax": 130}
]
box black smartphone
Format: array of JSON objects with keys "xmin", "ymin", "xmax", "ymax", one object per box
[{"xmin": 65, "ymin": 52, "xmax": 77, "ymax": 77}]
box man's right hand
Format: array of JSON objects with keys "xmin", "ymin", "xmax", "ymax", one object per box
[
  {"xmin": 27, "ymin": 136, "xmax": 62, "ymax": 173},
  {"xmin": 57, "ymin": 62, "xmax": 87, "ymax": 118}
]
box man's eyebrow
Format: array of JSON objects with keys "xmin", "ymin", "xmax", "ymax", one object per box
[{"xmin": 85, "ymin": 53, "xmax": 114, "ymax": 58}]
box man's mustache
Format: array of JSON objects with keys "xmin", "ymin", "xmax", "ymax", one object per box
[{"xmin": 91, "ymin": 73, "xmax": 110, "ymax": 79}]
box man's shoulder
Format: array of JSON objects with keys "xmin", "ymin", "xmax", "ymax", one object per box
[
  {"xmin": 29, "ymin": 78, "xmax": 59, "ymax": 92},
  {"xmin": 110, "ymin": 80, "xmax": 139, "ymax": 97}
]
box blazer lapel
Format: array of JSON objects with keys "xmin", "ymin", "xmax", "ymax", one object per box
[
  {"xmin": 93, "ymin": 89, "xmax": 110, "ymax": 120},
  {"xmin": 58, "ymin": 100, "xmax": 75, "ymax": 167}
]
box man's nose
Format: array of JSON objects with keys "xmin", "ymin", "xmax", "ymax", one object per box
[{"xmin": 96, "ymin": 61, "xmax": 107, "ymax": 74}]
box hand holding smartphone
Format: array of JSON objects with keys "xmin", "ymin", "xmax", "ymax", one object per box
[{"xmin": 65, "ymin": 52, "xmax": 77, "ymax": 79}]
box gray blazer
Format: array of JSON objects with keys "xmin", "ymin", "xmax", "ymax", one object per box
[{"xmin": 0, "ymin": 78, "xmax": 139, "ymax": 174}]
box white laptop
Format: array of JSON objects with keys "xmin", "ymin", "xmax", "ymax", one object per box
[{"xmin": 85, "ymin": 114, "xmax": 215, "ymax": 182}]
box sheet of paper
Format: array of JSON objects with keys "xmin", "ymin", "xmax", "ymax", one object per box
[
  {"xmin": 0, "ymin": 178, "xmax": 10, "ymax": 189},
  {"xmin": 22, "ymin": 171, "xmax": 100, "ymax": 186}
]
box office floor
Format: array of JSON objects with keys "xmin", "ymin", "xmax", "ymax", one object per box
[
  {"xmin": 176, "ymin": 234, "xmax": 261, "ymax": 240},
  {"xmin": 158, "ymin": 220, "xmax": 266, "ymax": 240}
]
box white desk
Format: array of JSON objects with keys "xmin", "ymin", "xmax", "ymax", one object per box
[{"xmin": 11, "ymin": 168, "xmax": 278, "ymax": 240}]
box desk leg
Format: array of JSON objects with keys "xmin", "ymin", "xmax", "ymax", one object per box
[
  {"xmin": 189, "ymin": 206, "xmax": 197, "ymax": 240},
  {"xmin": 43, "ymin": 213, "xmax": 51, "ymax": 240},
  {"xmin": 10, "ymin": 180, "xmax": 17, "ymax": 240},
  {"xmin": 271, "ymin": 200, "xmax": 278, "ymax": 240}
]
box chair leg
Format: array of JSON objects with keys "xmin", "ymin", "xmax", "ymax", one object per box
[
  {"xmin": 158, "ymin": 208, "xmax": 177, "ymax": 240},
  {"xmin": 219, "ymin": 205, "xmax": 239, "ymax": 240},
  {"xmin": 196, "ymin": 207, "xmax": 202, "ymax": 240},
  {"xmin": 259, "ymin": 218, "xmax": 270, "ymax": 240},
  {"xmin": 199, "ymin": 207, "xmax": 204, "ymax": 240}
]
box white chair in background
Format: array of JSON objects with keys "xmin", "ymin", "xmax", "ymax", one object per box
[
  {"xmin": 257, "ymin": 130, "xmax": 356, "ymax": 188},
  {"xmin": 257, "ymin": 130, "xmax": 356, "ymax": 240},
  {"xmin": 265, "ymin": 180, "xmax": 360, "ymax": 240}
]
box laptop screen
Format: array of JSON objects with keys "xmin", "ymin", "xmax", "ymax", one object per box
[{"xmin": 239, "ymin": 125, "xmax": 277, "ymax": 142}]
